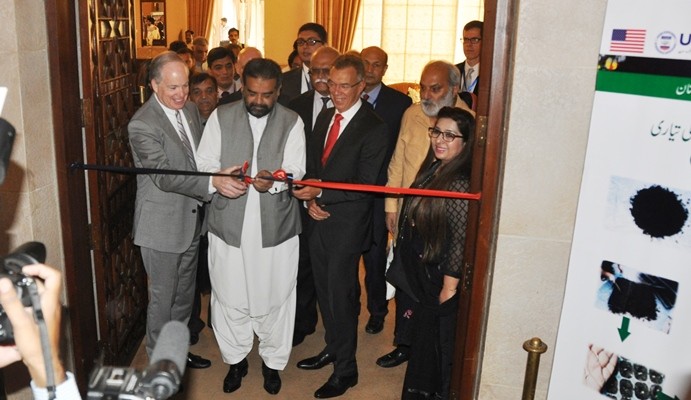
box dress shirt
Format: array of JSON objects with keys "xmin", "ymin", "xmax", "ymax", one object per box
[
  {"xmin": 463, "ymin": 62, "xmax": 480, "ymax": 92},
  {"xmin": 198, "ymin": 108, "xmax": 306, "ymax": 194},
  {"xmin": 300, "ymin": 64, "xmax": 311, "ymax": 93},
  {"xmin": 154, "ymin": 95, "xmax": 197, "ymax": 159},
  {"xmin": 362, "ymin": 83, "xmax": 383, "ymax": 107},
  {"xmin": 31, "ymin": 372, "xmax": 81, "ymax": 400},
  {"xmin": 312, "ymin": 94, "xmax": 333, "ymax": 127},
  {"xmin": 323, "ymin": 100, "xmax": 363, "ymax": 145}
]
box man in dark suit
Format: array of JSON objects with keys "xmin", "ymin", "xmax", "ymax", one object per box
[
  {"xmin": 455, "ymin": 20, "xmax": 483, "ymax": 108},
  {"xmin": 278, "ymin": 23, "xmax": 328, "ymax": 106},
  {"xmin": 128, "ymin": 51, "xmax": 233, "ymax": 368},
  {"xmin": 293, "ymin": 55, "xmax": 388, "ymax": 398},
  {"xmin": 287, "ymin": 45, "xmax": 340, "ymax": 347},
  {"xmin": 358, "ymin": 46, "xmax": 413, "ymax": 336}
]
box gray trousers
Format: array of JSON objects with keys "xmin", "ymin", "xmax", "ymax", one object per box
[{"xmin": 141, "ymin": 235, "xmax": 200, "ymax": 356}]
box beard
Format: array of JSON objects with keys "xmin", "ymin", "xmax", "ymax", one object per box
[
  {"xmin": 421, "ymin": 89, "xmax": 456, "ymax": 117},
  {"xmin": 245, "ymin": 102, "xmax": 272, "ymax": 118}
]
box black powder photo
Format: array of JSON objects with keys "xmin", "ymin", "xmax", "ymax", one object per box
[{"xmin": 629, "ymin": 185, "xmax": 688, "ymax": 238}]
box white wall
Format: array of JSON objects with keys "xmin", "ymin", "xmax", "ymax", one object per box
[{"xmin": 478, "ymin": 0, "xmax": 607, "ymax": 398}]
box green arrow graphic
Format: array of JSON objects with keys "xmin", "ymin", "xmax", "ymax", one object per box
[
  {"xmin": 618, "ymin": 316, "xmax": 631, "ymax": 342},
  {"xmin": 656, "ymin": 391, "xmax": 680, "ymax": 400}
]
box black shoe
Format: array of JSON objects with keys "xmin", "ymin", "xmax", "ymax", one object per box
[
  {"xmin": 186, "ymin": 352, "xmax": 211, "ymax": 369},
  {"xmin": 376, "ymin": 347, "xmax": 410, "ymax": 368},
  {"xmin": 189, "ymin": 332, "xmax": 199, "ymax": 346},
  {"xmin": 314, "ymin": 373, "xmax": 358, "ymax": 398},
  {"xmin": 223, "ymin": 358, "xmax": 248, "ymax": 393},
  {"xmin": 365, "ymin": 316, "xmax": 384, "ymax": 334},
  {"xmin": 297, "ymin": 352, "xmax": 335, "ymax": 370},
  {"xmin": 262, "ymin": 362, "xmax": 282, "ymax": 395}
]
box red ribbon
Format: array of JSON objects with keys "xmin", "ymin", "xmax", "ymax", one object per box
[{"xmin": 292, "ymin": 179, "xmax": 481, "ymax": 200}]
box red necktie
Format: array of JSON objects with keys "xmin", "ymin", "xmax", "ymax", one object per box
[{"xmin": 322, "ymin": 113, "xmax": 343, "ymax": 166}]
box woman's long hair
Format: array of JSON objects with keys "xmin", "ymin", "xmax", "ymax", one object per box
[{"xmin": 407, "ymin": 106, "xmax": 475, "ymax": 264}]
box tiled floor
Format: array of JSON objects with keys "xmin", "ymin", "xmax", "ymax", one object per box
[{"xmin": 131, "ymin": 265, "xmax": 406, "ymax": 399}]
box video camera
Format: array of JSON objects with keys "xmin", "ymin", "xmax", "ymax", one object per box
[{"xmin": 87, "ymin": 320, "xmax": 189, "ymax": 400}]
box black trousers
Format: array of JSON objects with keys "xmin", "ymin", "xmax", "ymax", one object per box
[
  {"xmin": 310, "ymin": 233, "xmax": 361, "ymax": 377},
  {"xmin": 294, "ymin": 207, "xmax": 318, "ymax": 337},
  {"xmin": 361, "ymin": 196, "xmax": 389, "ymax": 320}
]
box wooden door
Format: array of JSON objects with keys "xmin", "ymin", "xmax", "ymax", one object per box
[{"xmin": 78, "ymin": 0, "xmax": 147, "ymax": 367}]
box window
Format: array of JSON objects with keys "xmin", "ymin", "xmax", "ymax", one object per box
[
  {"xmin": 351, "ymin": 0, "xmax": 484, "ymax": 83},
  {"xmin": 209, "ymin": 0, "xmax": 264, "ymax": 53}
]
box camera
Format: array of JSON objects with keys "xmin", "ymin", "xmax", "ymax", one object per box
[
  {"xmin": 0, "ymin": 241, "xmax": 45, "ymax": 344},
  {"xmin": 87, "ymin": 320, "xmax": 189, "ymax": 400}
]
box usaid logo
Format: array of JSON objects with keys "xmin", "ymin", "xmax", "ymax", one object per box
[{"xmin": 655, "ymin": 31, "xmax": 676, "ymax": 54}]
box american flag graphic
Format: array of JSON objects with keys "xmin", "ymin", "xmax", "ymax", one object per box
[{"xmin": 610, "ymin": 29, "xmax": 646, "ymax": 53}]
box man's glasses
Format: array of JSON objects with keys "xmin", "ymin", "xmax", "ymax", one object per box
[
  {"xmin": 428, "ymin": 127, "xmax": 464, "ymax": 142},
  {"xmin": 309, "ymin": 68, "xmax": 330, "ymax": 77},
  {"xmin": 462, "ymin": 37, "xmax": 482, "ymax": 44},
  {"xmin": 327, "ymin": 80, "xmax": 362, "ymax": 91},
  {"xmin": 296, "ymin": 38, "xmax": 323, "ymax": 47}
]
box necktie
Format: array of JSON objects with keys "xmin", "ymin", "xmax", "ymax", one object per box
[
  {"xmin": 322, "ymin": 113, "xmax": 343, "ymax": 166},
  {"xmin": 362, "ymin": 93, "xmax": 369, "ymax": 102},
  {"xmin": 175, "ymin": 110, "xmax": 196, "ymax": 168},
  {"xmin": 221, "ymin": 91, "xmax": 230, "ymax": 98},
  {"xmin": 465, "ymin": 67, "xmax": 474, "ymax": 91},
  {"xmin": 320, "ymin": 97, "xmax": 330, "ymax": 113}
]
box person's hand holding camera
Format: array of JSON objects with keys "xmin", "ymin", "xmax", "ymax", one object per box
[{"xmin": 0, "ymin": 263, "xmax": 66, "ymax": 388}]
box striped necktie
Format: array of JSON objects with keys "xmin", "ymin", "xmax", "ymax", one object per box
[{"xmin": 175, "ymin": 110, "xmax": 196, "ymax": 168}]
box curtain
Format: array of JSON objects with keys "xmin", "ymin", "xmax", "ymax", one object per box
[
  {"xmin": 188, "ymin": 0, "xmax": 215, "ymax": 39},
  {"xmin": 315, "ymin": 0, "xmax": 362, "ymax": 53}
]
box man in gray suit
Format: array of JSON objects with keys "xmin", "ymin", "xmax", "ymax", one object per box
[{"xmin": 128, "ymin": 51, "xmax": 232, "ymax": 368}]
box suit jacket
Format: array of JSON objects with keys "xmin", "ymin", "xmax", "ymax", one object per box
[
  {"xmin": 278, "ymin": 67, "xmax": 303, "ymax": 106},
  {"xmin": 370, "ymin": 84, "xmax": 413, "ymax": 185},
  {"xmin": 455, "ymin": 61, "xmax": 480, "ymax": 96},
  {"xmin": 128, "ymin": 97, "xmax": 211, "ymax": 253},
  {"xmin": 305, "ymin": 104, "xmax": 388, "ymax": 252},
  {"xmin": 287, "ymin": 89, "xmax": 320, "ymax": 138}
]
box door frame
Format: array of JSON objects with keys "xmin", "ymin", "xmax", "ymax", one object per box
[
  {"xmin": 44, "ymin": 0, "xmax": 98, "ymax": 392},
  {"xmin": 452, "ymin": 0, "xmax": 518, "ymax": 398},
  {"xmin": 44, "ymin": 0, "xmax": 519, "ymax": 395}
]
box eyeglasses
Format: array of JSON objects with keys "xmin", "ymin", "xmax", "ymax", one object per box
[
  {"xmin": 327, "ymin": 80, "xmax": 362, "ymax": 91},
  {"xmin": 296, "ymin": 38, "xmax": 323, "ymax": 47},
  {"xmin": 309, "ymin": 68, "xmax": 330, "ymax": 76},
  {"xmin": 462, "ymin": 37, "xmax": 482, "ymax": 44},
  {"xmin": 428, "ymin": 127, "xmax": 464, "ymax": 142}
]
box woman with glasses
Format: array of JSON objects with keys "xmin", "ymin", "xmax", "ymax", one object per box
[{"xmin": 391, "ymin": 106, "xmax": 475, "ymax": 399}]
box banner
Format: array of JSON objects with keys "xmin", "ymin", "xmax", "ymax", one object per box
[{"xmin": 548, "ymin": 1, "xmax": 691, "ymax": 399}]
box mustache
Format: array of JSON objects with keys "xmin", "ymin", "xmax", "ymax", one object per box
[{"xmin": 313, "ymin": 78, "xmax": 328, "ymax": 84}]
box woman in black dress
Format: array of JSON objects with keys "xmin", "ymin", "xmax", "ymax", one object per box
[{"xmin": 395, "ymin": 106, "xmax": 475, "ymax": 399}]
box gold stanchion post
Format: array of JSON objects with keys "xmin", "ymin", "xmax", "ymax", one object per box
[{"xmin": 522, "ymin": 337, "xmax": 548, "ymax": 400}]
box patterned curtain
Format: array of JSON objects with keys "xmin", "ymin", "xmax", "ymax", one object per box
[
  {"xmin": 188, "ymin": 0, "xmax": 215, "ymax": 39},
  {"xmin": 315, "ymin": 0, "xmax": 362, "ymax": 53}
]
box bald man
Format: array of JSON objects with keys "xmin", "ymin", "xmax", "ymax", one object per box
[{"xmin": 359, "ymin": 46, "xmax": 413, "ymax": 336}]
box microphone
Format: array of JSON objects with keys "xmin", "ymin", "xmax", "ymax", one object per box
[{"xmin": 139, "ymin": 320, "xmax": 190, "ymax": 399}]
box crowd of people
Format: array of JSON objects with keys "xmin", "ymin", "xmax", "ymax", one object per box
[{"xmin": 4, "ymin": 19, "xmax": 484, "ymax": 400}]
